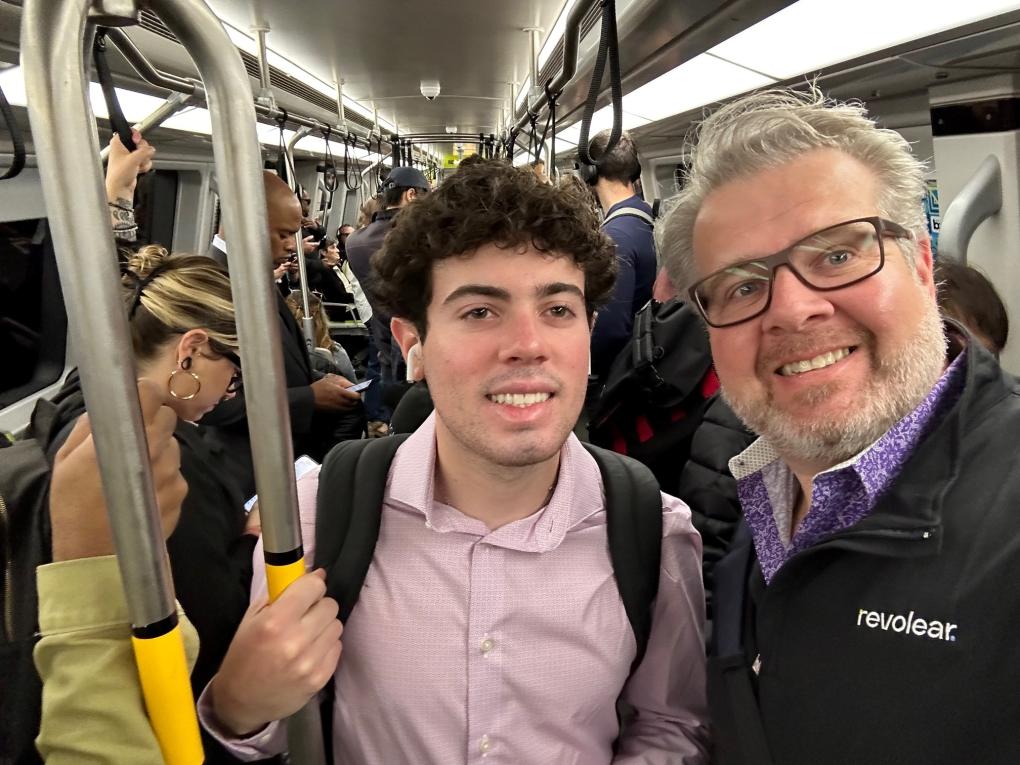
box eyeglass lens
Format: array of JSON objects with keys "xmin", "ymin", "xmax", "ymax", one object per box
[{"xmin": 695, "ymin": 219, "xmax": 885, "ymax": 327}]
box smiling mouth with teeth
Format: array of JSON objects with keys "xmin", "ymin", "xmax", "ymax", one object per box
[
  {"xmin": 487, "ymin": 392, "xmax": 553, "ymax": 408},
  {"xmin": 777, "ymin": 347, "xmax": 856, "ymax": 377}
]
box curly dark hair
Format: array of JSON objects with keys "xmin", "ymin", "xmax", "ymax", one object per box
[{"xmin": 372, "ymin": 158, "xmax": 616, "ymax": 335}]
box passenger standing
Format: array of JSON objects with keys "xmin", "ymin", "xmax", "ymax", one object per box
[
  {"xmin": 202, "ymin": 171, "xmax": 362, "ymax": 493},
  {"xmin": 659, "ymin": 86, "xmax": 1020, "ymax": 764},
  {"xmin": 581, "ymin": 130, "xmax": 656, "ymax": 381},
  {"xmin": 42, "ymin": 248, "xmax": 255, "ymax": 764},
  {"xmin": 935, "ymin": 258, "xmax": 1009, "ymax": 356},
  {"xmin": 199, "ymin": 160, "xmax": 709, "ymax": 763},
  {"xmin": 345, "ymin": 165, "xmax": 430, "ymax": 436}
]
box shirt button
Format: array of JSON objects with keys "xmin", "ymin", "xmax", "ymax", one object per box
[
  {"xmin": 479, "ymin": 735, "xmax": 492, "ymax": 753},
  {"xmin": 480, "ymin": 637, "xmax": 495, "ymax": 655}
]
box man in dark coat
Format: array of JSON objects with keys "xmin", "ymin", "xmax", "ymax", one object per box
[
  {"xmin": 202, "ymin": 171, "xmax": 362, "ymax": 496},
  {"xmin": 659, "ymin": 86, "xmax": 1020, "ymax": 764}
]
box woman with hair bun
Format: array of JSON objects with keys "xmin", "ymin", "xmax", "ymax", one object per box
[
  {"xmin": 119, "ymin": 245, "xmax": 243, "ymax": 420},
  {"xmin": 41, "ymin": 246, "xmax": 257, "ymax": 760}
]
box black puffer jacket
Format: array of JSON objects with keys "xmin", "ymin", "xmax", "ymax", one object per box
[
  {"xmin": 674, "ymin": 396, "xmax": 755, "ymax": 619},
  {"xmin": 709, "ymin": 337, "xmax": 1020, "ymax": 764}
]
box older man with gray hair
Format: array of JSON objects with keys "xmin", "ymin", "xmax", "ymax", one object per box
[{"xmin": 659, "ymin": 87, "xmax": 1020, "ymax": 764}]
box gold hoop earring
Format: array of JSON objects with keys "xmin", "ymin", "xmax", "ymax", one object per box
[{"xmin": 168, "ymin": 367, "xmax": 201, "ymax": 400}]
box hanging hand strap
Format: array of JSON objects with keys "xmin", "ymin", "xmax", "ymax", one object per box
[
  {"xmin": 0, "ymin": 81, "xmax": 25, "ymax": 180},
  {"xmin": 92, "ymin": 29, "xmax": 137, "ymax": 152},
  {"xmin": 577, "ymin": 0, "xmax": 623, "ymax": 166}
]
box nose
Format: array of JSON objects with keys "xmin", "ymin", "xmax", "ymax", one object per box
[
  {"xmin": 761, "ymin": 265, "xmax": 836, "ymax": 333},
  {"xmin": 498, "ymin": 310, "xmax": 551, "ymax": 365}
]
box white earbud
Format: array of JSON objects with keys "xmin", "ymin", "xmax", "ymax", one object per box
[{"xmin": 406, "ymin": 342, "xmax": 422, "ymax": 382}]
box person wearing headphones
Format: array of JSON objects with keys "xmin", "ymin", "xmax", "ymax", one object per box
[{"xmin": 578, "ymin": 130, "xmax": 656, "ymax": 382}]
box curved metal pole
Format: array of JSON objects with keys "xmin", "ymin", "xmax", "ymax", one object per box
[
  {"xmin": 104, "ymin": 26, "xmax": 200, "ymax": 94},
  {"xmin": 512, "ymin": 0, "xmax": 589, "ymax": 133},
  {"xmin": 146, "ymin": 1, "xmax": 326, "ymax": 762},
  {"xmin": 22, "ymin": 1, "xmax": 202, "ymax": 763},
  {"xmin": 938, "ymin": 155, "xmax": 1002, "ymax": 264},
  {"xmin": 286, "ymin": 125, "xmax": 316, "ymax": 350},
  {"xmin": 104, "ymin": 25, "xmax": 387, "ymax": 151},
  {"xmin": 99, "ymin": 91, "xmax": 196, "ymax": 160}
]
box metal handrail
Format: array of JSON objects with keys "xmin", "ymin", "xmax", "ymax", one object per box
[
  {"xmin": 285, "ymin": 125, "xmax": 317, "ymax": 350},
  {"xmin": 511, "ymin": 0, "xmax": 590, "ymax": 134},
  {"xmin": 98, "ymin": 90, "xmax": 195, "ymax": 160},
  {"xmin": 103, "ymin": 25, "xmax": 388, "ymax": 152},
  {"xmin": 22, "ymin": 1, "xmax": 203, "ymax": 763},
  {"xmin": 937, "ymin": 155, "xmax": 1002, "ymax": 264},
  {"xmin": 22, "ymin": 0, "xmax": 326, "ymax": 763}
]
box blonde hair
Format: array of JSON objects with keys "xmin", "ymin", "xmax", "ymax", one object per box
[
  {"xmin": 122, "ymin": 245, "xmax": 238, "ymax": 362},
  {"xmin": 285, "ymin": 291, "xmax": 331, "ymax": 349},
  {"xmin": 658, "ymin": 85, "xmax": 928, "ymax": 291},
  {"xmin": 356, "ymin": 196, "xmax": 382, "ymax": 229}
]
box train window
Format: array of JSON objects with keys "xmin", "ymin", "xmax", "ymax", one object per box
[
  {"xmin": 134, "ymin": 169, "xmax": 180, "ymax": 249},
  {"xmin": 0, "ymin": 218, "xmax": 67, "ymax": 408}
]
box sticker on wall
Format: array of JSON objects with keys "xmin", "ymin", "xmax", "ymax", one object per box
[{"xmin": 924, "ymin": 178, "xmax": 940, "ymax": 255}]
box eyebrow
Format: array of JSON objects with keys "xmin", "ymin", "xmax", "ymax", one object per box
[{"xmin": 442, "ymin": 282, "xmax": 585, "ymax": 305}]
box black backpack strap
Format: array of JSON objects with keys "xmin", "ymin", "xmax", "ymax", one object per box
[
  {"xmin": 313, "ymin": 434, "xmax": 409, "ymax": 622},
  {"xmin": 583, "ymin": 443, "xmax": 663, "ymax": 670}
]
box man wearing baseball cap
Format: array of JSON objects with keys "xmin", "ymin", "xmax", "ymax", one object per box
[{"xmin": 345, "ymin": 166, "xmax": 430, "ymax": 435}]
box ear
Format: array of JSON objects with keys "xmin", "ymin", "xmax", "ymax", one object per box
[
  {"xmin": 175, "ymin": 329, "xmax": 209, "ymax": 364},
  {"xmin": 391, "ymin": 317, "xmax": 424, "ymax": 381},
  {"xmin": 914, "ymin": 235, "xmax": 936, "ymax": 300}
]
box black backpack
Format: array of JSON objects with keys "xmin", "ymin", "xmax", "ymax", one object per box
[
  {"xmin": 313, "ymin": 435, "xmax": 663, "ymax": 665},
  {"xmin": 0, "ymin": 400, "xmax": 66, "ymax": 765},
  {"xmin": 588, "ymin": 299, "xmax": 717, "ymax": 497}
]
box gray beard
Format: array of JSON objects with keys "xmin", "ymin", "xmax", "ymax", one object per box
[{"xmin": 722, "ymin": 303, "xmax": 948, "ymax": 468}]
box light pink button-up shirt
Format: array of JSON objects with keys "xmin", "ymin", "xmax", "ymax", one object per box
[{"xmin": 201, "ymin": 414, "xmax": 709, "ymax": 763}]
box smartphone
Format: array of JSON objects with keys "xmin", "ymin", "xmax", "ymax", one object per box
[
  {"xmin": 348, "ymin": 379, "xmax": 374, "ymax": 393},
  {"xmin": 244, "ymin": 454, "xmax": 321, "ymax": 514}
]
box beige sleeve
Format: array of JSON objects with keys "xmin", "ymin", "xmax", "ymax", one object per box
[{"xmin": 33, "ymin": 556, "xmax": 199, "ymax": 765}]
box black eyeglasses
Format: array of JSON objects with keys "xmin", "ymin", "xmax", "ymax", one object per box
[
  {"xmin": 688, "ymin": 217, "xmax": 913, "ymax": 328},
  {"xmin": 198, "ymin": 346, "xmax": 243, "ymax": 393}
]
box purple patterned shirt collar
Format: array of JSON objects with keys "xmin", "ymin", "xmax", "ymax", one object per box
[{"xmin": 730, "ymin": 347, "xmax": 968, "ymax": 584}]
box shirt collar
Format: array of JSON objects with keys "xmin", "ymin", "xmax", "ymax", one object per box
[
  {"xmin": 212, "ymin": 233, "xmax": 228, "ymax": 254},
  {"xmin": 604, "ymin": 194, "xmax": 645, "ymax": 218},
  {"xmin": 387, "ymin": 413, "xmax": 606, "ymax": 552}
]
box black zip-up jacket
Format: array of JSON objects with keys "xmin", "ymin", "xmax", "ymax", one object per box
[{"xmin": 709, "ymin": 335, "xmax": 1020, "ymax": 764}]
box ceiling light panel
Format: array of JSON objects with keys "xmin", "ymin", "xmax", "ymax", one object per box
[{"xmin": 710, "ymin": 0, "xmax": 1020, "ymax": 80}]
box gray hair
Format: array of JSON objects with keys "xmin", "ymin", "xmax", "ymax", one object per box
[{"xmin": 657, "ymin": 86, "xmax": 928, "ymax": 291}]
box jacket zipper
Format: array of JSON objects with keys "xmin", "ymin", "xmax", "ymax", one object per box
[{"xmin": 0, "ymin": 491, "xmax": 12, "ymax": 642}]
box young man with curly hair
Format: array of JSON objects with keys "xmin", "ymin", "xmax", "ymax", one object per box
[{"xmin": 200, "ymin": 160, "xmax": 710, "ymax": 763}]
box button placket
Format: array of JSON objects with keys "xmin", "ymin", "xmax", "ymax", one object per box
[{"xmin": 466, "ymin": 541, "xmax": 504, "ymax": 761}]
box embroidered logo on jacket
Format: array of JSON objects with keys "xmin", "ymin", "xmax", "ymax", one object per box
[{"xmin": 856, "ymin": 609, "xmax": 958, "ymax": 642}]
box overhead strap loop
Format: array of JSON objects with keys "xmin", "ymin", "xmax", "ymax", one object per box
[
  {"xmin": 544, "ymin": 80, "xmax": 560, "ymax": 179},
  {"xmin": 322, "ymin": 125, "xmax": 339, "ymax": 193},
  {"xmin": 577, "ymin": 0, "xmax": 623, "ymax": 167},
  {"xmin": 0, "ymin": 81, "xmax": 25, "ymax": 180},
  {"xmin": 344, "ymin": 134, "xmax": 362, "ymax": 191},
  {"xmin": 93, "ymin": 29, "xmax": 137, "ymax": 153},
  {"xmin": 274, "ymin": 108, "xmax": 289, "ymax": 183}
]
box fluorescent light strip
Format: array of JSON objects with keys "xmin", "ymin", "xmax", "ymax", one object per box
[
  {"xmin": 538, "ymin": 0, "xmax": 581, "ymax": 71},
  {"xmin": 710, "ymin": 0, "xmax": 1020, "ymax": 81},
  {"xmin": 557, "ymin": 0, "xmax": 1020, "ymax": 146},
  {"xmin": 0, "ymin": 66, "xmax": 377, "ymax": 162},
  {"xmin": 222, "ymin": 21, "xmax": 396, "ymax": 133}
]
